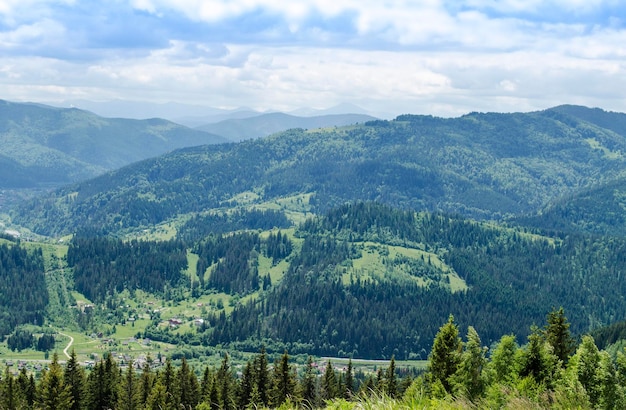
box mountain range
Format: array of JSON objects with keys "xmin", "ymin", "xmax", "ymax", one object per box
[
  {"xmin": 6, "ymin": 102, "xmax": 626, "ymax": 359},
  {"xmin": 11, "ymin": 104, "xmax": 626, "ymax": 237}
]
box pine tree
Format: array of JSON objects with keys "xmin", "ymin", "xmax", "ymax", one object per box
[
  {"xmin": 178, "ymin": 357, "xmax": 200, "ymax": 408},
  {"xmin": 254, "ymin": 346, "xmax": 270, "ymax": 407},
  {"xmin": 138, "ymin": 360, "xmax": 154, "ymax": 407},
  {"xmin": 270, "ymin": 351, "xmax": 296, "ymax": 407},
  {"xmin": 117, "ymin": 359, "xmax": 141, "ymax": 410},
  {"xmin": 64, "ymin": 349, "xmax": 85, "ymax": 410},
  {"xmin": 384, "ymin": 356, "xmax": 398, "ymax": 398},
  {"xmin": 344, "ymin": 358, "xmax": 354, "ymax": 399},
  {"xmin": 37, "ymin": 352, "xmax": 73, "ymax": 410},
  {"xmin": 453, "ymin": 326, "xmax": 487, "ymax": 401},
  {"xmin": 428, "ymin": 314, "xmax": 462, "ymax": 393},
  {"xmin": 545, "ymin": 307, "xmax": 575, "ymax": 366},
  {"xmin": 321, "ymin": 360, "xmax": 338, "ymax": 401},
  {"xmin": 299, "ymin": 355, "xmax": 318, "ymax": 407}
]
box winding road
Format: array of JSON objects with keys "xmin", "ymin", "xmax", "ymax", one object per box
[{"xmin": 57, "ymin": 331, "xmax": 74, "ymax": 359}]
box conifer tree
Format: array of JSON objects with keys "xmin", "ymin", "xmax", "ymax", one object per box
[
  {"xmin": 217, "ymin": 353, "xmax": 236, "ymax": 410},
  {"xmin": 1, "ymin": 366, "xmax": 19, "ymax": 410},
  {"xmin": 384, "ymin": 356, "xmax": 397, "ymax": 398},
  {"xmin": 117, "ymin": 359, "xmax": 141, "ymax": 410},
  {"xmin": 545, "ymin": 307, "xmax": 575, "ymax": 366},
  {"xmin": 428, "ymin": 314, "xmax": 462, "ymax": 393},
  {"xmin": 138, "ymin": 360, "xmax": 154, "ymax": 407},
  {"xmin": 64, "ymin": 349, "xmax": 85, "ymax": 410},
  {"xmin": 37, "ymin": 352, "xmax": 73, "ymax": 410},
  {"xmin": 453, "ymin": 326, "xmax": 487, "ymax": 401},
  {"xmin": 572, "ymin": 335, "xmax": 602, "ymax": 406},
  {"xmin": 178, "ymin": 357, "xmax": 200, "ymax": 408},
  {"xmin": 254, "ymin": 346, "xmax": 270, "ymax": 407},
  {"xmin": 321, "ymin": 360, "xmax": 338, "ymax": 401},
  {"xmin": 200, "ymin": 366, "xmax": 213, "ymax": 403},
  {"xmin": 344, "ymin": 358, "xmax": 354, "ymax": 399},
  {"xmin": 519, "ymin": 326, "xmax": 557, "ymax": 389},
  {"xmin": 17, "ymin": 367, "xmax": 34, "ymax": 408},
  {"xmin": 238, "ymin": 360, "xmax": 254, "ymax": 408},
  {"xmin": 270, "ymin": 351, "xmax": 296, "ymax": 407},
  {"xmin": 299, "ymin": 355, "xmax": 318, "ymax": 407},
  {"xmin": 144, "ymin": 379, "xmax": 167, "ymax": 410}
]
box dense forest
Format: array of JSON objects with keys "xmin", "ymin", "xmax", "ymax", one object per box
[
  {"xmin": 0, "ymin": 242, "xmax": 47, "ymax": 337},
  {"xmin": 194, "ymin": 203, "xmax": 626, "ymax": 358},
  {"xmin": 67, "ymin": 237, "xmax": 188, "ymax": 302}
]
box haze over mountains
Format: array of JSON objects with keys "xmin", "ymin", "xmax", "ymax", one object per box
[{"xmin": 0, "ymin": 100, "xmax": 376, "ymax": 189}]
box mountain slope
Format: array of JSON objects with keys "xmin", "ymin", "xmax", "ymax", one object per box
[
  {"xmin": 0, "ymin": 100, "xmax": 227, "ymax": 187},
  {"xmin": 515, "ymin": 176, "xmax": 626, "ymax": 236},
  {"xmin": 12, "ymin": 105, "xmax": 626, "ymax": 236},
  {"xmin": 195, "ymin": 112, "xmax": 377, "ymax": 141}
]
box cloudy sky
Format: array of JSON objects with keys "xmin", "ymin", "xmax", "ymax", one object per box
[{"xmin": 0, "ymin": 0, "xmax": 625, "ymax": 118}]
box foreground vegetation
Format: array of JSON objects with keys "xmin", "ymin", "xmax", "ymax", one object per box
[{"xmin": 3, "ymin": 309, "xmax": 626, "ymax": 409}]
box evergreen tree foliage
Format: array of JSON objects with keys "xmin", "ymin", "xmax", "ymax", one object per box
[
  {"xmin": 300, "ymin": 355, "xmax": 318, "ymax": 408},
  {"xmin": 37, "ymin": 352, "xmax": 73, "ymax": 410},
  {"xmin": 63, "ymin": 349, "xmax": 85, "ymax": 410},
  {"xmin": 321, "ymin": 360, "xmax": 338, "ymax": 401},
  {"xmin": 117, "ymin": 359, "xmax": 141, "ymax": 410},
  {"xmin": 270, "ymin": 351, "xmax": 297, "ymax": 407},
  {"xmin": 452, "ymin": 326, "xmax": 487, "ymax": 401},
  {"xmin": 428, "ymin": 314, "xmax": 462, "ymax": 393},
  {"xmin": 545, "ymin": 307, "xmax": 576, "ymax": 366}
]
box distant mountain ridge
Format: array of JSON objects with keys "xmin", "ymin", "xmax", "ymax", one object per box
[
  {"xmin": 13, "ymin": 104, "xmax": 626, "ymax": 236},
  {"xmin": 195, "ymin": 112, "xmax": 377, "ymax": 141},
  {"xmin": 0, "ymin": 100, "xmax": 227, "ymax": 188}
]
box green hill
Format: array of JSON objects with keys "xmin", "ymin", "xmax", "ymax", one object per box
[
  {"xmin": 0, "ymin": 100, "xmax": 227, "ymax": 188},
  {"xmin": 12, "ymin": 105, "xmax": 626, "ymax": 236},
  {"xmin": 515, "ymin": 177, "xmax": 626, "ymax": 236}
]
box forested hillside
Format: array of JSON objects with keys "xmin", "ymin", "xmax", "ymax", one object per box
[
  {"xmin": 195, "ymin": 203, "xmax": 626, "ymax": 358},
  {"xmin": 515, "ymin": 176, "xmax": 626, "ymax": 236},
  {"xmin": 0, "ymin": 240, "xmax": 47, "ymax": 337},
  {"xmin": 0, "ymin": 100, "xmax": 226, "ymax": 188},
  {"xmin": 12, "ymin": 105, "xmax": 626, "ymax": 236}
]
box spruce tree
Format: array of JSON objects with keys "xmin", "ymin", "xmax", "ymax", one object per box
[
  {"xmin": 428, "ymin": 314, "xmax": 462, "ymax": 393},
  {"xmin": 254, "ymin": 346, "xmax": 270, "ymax": 407},
  {"xmin": 117, "ymin": 359, "xmax": 141, "ymax": 410},
  {"xmin": 321, "ymin": 360, "xmax": 338, "ymax": 401},
  {"xmin": 384, "ymin": 356, "xmax": 397, "ymax": 398},
  {"xmin": 64, "ymin": 349, "xmax": 85, "ymax": 410},
  {"xmin": 344, "ymin": 358, "xmax": 354, "ymax": 399},
  {"xmin": 545, "ymin": 307, "xmax": 575, "ymax": 366},
  {"xmin": 1, "ymin": 366, "xmax": 19, "ymax": 410},
  {"xmin": 299, "ymin": 355, "xmax": 318, "ymax": 407},
  {"xmin": 37, "ymin": 352, "xmax": 73, "ymax": 410},
  {"xmin": 270, "ymin": 351, "xmax": 296, "ymax": 407},
  {"xmin": 138, "ymin": 360, "xmax": 154, "ymax": 407},
  {"xmin": 453, "ymin": 326, "xmax": 487, "ymax": 401},
  {"xmin": 489, "ymin": 334, "xmax": 518, "ymax": 385}
]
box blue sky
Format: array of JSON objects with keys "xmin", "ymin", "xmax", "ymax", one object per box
[{"xmin": 0, "ymin": 0, "xmax": 625, "ymax": 117}]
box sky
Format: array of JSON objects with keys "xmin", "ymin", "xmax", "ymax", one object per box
[{"xmin": 0, "ymin": 0, "xmax": 625, "ymax": 118}]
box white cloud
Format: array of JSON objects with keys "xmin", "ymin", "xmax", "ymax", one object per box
[{"xmin": 0, "ymin": 0, "xmax": 625, "ymax": 117}]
